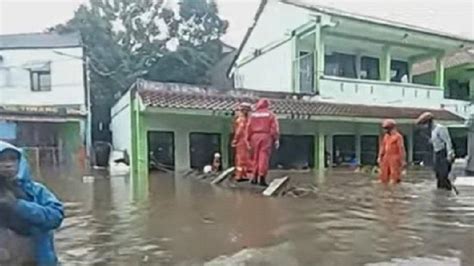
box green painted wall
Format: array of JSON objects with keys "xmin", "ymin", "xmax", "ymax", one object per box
[
  {"xmin": 137, "ymin": 112, "xmax": 416, "ymax": 173},
  {"xmin": 57, "ymin": 122, "xmax": 81, "ymax": 165}
]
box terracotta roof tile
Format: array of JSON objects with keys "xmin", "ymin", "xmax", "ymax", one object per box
[{"xmin": 137, "ymin": 82, "xmax": 463, "ymax": 122}]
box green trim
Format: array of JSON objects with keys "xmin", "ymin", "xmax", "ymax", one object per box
[
  {"xmin": 380, "ymin": 45, "xmax": 391, "ymax": 82},
  {"xmin": 315, "ymin": 132, "xmax": 325, "ymax": 170},
  {"xmin": 314, "ymin": 22, "xmax": 324, "ymax": 94},
  {"xmin": 435, "ymin": 55, "xmax": 445, "ymax": 88}
]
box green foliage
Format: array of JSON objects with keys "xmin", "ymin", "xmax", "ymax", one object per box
[{"xmin": 50, "ymin": 0, "xmax": 228, "ymax": 104}]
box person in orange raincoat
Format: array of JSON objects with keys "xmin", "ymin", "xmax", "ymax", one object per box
[
  {"xmin": 232, "ymin": 103, "xmax": 252, "ymax": 182},
  {"xmin": 378, "ymin": 119, "xmax": 406, "ymax": 184},
  {"xmin": 247, "ymin": 99, "xmax": 280, "ymax": 187}
]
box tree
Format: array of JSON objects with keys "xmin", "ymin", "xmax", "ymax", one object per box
[{"xmin": 50, "ymin": 0, "xmax": 228, "ymax": 141}]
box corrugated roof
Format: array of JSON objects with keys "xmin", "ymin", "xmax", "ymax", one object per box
[
  {"xmin": 136, "ymin": 80, "xmax": 463, "ymax": 122},
  {"xmin": 413, "ymin": 50, "xmax": 474, "ymax": 75},
  {"xmin": 0, "ymin": 32, "xmax": 82, "ymax": 50}
]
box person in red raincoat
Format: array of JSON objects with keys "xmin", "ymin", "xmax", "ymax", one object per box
[
  {"xmin": 247, "ymin": 98, "xmax": 280, "ymax": 187},
  {"xmin": 378, "ymin": 119, "xmax": 406, "ymax": 184},
  {"xmin": 232, "ymin": 103, "xmax": 252, "ymax": 182}
]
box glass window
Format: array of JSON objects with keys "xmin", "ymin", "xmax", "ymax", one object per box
[
  {"xmin": 447, "ymin": 79, "xmax": 470, "ymax": 100},
  {"xmin": 324, "ymin": 52, "xmax": 357, "ymax": 78},
  {"xmin": 30, "ymin": 70, "xmax": 51, "ymax": 92},
  {"xmin": 390, "ymin": 60, "xmax": 409, "ymax": 83},
  {"xmin": 360, "ymin": 56, "xmax": 380, "ymax": 80}
]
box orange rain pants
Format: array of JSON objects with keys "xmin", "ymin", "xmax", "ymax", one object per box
[
  {"xmin": 232, "ymin": 115, "xmax": 251, "ymax": 180},
  {"xmin": 378, "ymin": 130, "xmax": 406, "ymax": 184}
]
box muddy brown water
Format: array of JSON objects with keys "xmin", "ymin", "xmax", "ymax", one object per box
[{"xmin": 36, "ymin": 168, "xmax": 474, "ymax": 266}]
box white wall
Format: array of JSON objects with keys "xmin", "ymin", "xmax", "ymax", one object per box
[
  {"xmin": 238, "ymin": 1, "xmax": 311, "ymax": 61},
  {"xmin": 235, "ymin": 41, "xmax": 292, "ymax": 92},
  {"xmin": 233, "ymin": 1, "xmax": 313, "ymax": 92},
  {"xmin": 0, "ymin": 47, "xmax": 85, "ymax": 108},
  {"xmin": 111, "ymin": 91, "xmax": 131, "ymax": 153}
]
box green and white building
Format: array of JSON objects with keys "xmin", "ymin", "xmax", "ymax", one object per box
[{"xmin": 111, "ymin": 0, "xmax": 473, "ymax": 178}]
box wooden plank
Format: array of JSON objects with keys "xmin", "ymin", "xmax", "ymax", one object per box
[
  {"xmin": 211, "ymin": 167, "xmax": 235, "ymax": 185},
  {"xmin": 263, "ymin": 176, "xmax": 290, "ymax": 197}
]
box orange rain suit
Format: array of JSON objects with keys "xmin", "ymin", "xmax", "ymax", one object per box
[
  {"xmin": 378, "ymin": 129, "xmax": 406, "ymax": 184},
  {"xmin": 232, "ymin": 113, "xmax": 251, "ymax": 180},
  {"xmin": 247, "ymin": 99, "xmax": 279, "ymax": 179}
]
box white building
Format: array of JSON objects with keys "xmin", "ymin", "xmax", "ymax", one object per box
[{"xmin": 0, "ymin": 32, "xmax": 90, "ymax": 167}]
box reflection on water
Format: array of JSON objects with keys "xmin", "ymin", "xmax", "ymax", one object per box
[{"xmin": 39, "ymin": 168, "xmax": 474, "ymax": 266}]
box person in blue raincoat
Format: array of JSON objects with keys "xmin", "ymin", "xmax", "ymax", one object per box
[{"xmin": 0, "ymin": 140, "xmax": 64, "ymax": 266}]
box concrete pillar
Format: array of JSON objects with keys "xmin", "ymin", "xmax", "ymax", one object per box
[
  {"xmin": 174, "ymin": 130, "xmax": 190, "ymax": 172},
  {"xmin": 291, "ymin": 34, "xmax": 298, "ymax": 93},
  {"xmin": 435, "ymin": 54, "xmax": 445, "ymax": 88},
  {"xmin": 221, "ymin": 119, "xmax": 231, "ymax": 169},
  {"xmin": 380, "ymin": 45, "xmax": 392, "ymax": 82},
  {"xmin": 355, "ymin": 133, "xmax": 361, "ymax": 165},
  {"xmin": 407, "ymin": 133, "xmax": 414, "ymax": 164},
  {"xmin": 314, "ymin": 22, "xmax": 324, "ymax": 94},
  {"xmin": 315, "ymin": 132, "xmax": 326, "ymax": 170},
  {"xmin": 130, "ymin": 93, "xmax": 149, "ymax": 201},
  {"xmin": 325, "ymin": 134, "xmax": 333, "ymax": 167},
  {"xmin": 469, "ymin": 78, "xmax": 474, "ymax": 102}
]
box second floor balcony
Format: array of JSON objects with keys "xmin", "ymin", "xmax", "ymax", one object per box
[{"xmin": 290, "ymin": 19, "xmax": 472, "ymax": 117}]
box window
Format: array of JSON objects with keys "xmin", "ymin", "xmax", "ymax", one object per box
[
  {"xmin": 324, "ymin": 52, "xmax": 357, "ymax": 78},
  {"xmin": 447, "ymin": 79, "xmax": 470, "ymax": 100},
  {"xmin": 30, "ymin": 70, "xmax": 51, "ymax": 91},
  {"xmin": 360, "ymin": 56, "xmax": 380, "ymax": 80},
  {"xmin": 390, "ymin": 60, "xmax": 409, "ymax": 83},
  {"xmin": 27, "ymin": 62, "xmax": 51, "ymax": 92}
]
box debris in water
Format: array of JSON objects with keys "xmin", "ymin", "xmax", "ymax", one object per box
[
  {"xmin": 82, "ymin": 176, "xmax": 95, "ymax": 183},
  {"xmin": 263, "ymin": 176, "xmax": 289, "ymax": 196},
  {"xmin": 66, "ymin": 247, "xmax": 93, "ymax": 257}
]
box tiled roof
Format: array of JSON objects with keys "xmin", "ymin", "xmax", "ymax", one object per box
[
  {"xmin": 0, "ymin": 32, "xmax": 81, "ymax": 50},
  {"xmin": 137, "ymin": 81, "xmax": 463, "ymax": 122},
  {"xmin": 413, "ymin": 50, "xmax": 474, "ymax": 75}
]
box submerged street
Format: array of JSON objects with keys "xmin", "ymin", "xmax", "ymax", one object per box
[{"xmin": 41, "ymin": 169, "xmax": 474, "ymax": 266}]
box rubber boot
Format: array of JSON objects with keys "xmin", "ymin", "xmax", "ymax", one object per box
[
  {"xmin": 258, "ymin": 176, "xmax": 268, "ymax": 187},
  {"xmin": 250, "ymin": 177, "xmax": 258, "ymax": 185}
]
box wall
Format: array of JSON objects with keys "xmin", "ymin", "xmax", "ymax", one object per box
[
  {"xmin": 144, "ymin": 113, "xmax": 231, "ymax": 171},
  {"xmin": 235, "ymin": 41, "xmax": 292, "ymax": 92},
  {"xmin": 140, "ymin": 112, "xmax": 411, "ymax": 171},
  {"xmin": 110, "ymin": 91, "xmax": 131, "ymax": 153},
  {"xmin": 237, "ymin": 1, "xmax": 311, "ymax": 65},
  {"xmin": 0, "ymin": 47, "xmax": 85, "ymax": 108},
  {"xmin": 233, "ymin": 1, "xmax": 316, "ymax": 92}
]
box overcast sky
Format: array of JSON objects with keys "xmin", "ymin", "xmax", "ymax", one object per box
[{"xmin": 0, "ymin": 0, "xmax": 473, "ymax": 47}]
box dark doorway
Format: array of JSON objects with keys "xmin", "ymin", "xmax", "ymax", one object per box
[
  {"xmin": 452, "ymin": 135, "xmax": 467, "ymax": 158},
  {"xmin": 270, "ymin": 135, "xmax": 314, "ymax": 170},
  {"xmin": 361, "ymin": 135, "xmax": 378, "ymax": 165},
  {"xmin": 148, "ymin": 131, "xmax": 175, "ymax": 170},
  {"xmin": 333, "ymin": 135, "xmax": 356, "ymax": 165},
  {"xmin": 190, "ymin": 133, "xmax": 221, "ymax": 170}
]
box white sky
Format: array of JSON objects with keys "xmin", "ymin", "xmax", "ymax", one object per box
[{"xmin": 0, "ymin": 0, "xmax": 473, "ymax": 47}]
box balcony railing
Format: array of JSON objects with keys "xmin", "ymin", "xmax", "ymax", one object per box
[{"xmin": 318, "ymin": 76, "xmax": 472, "ymax": 118}]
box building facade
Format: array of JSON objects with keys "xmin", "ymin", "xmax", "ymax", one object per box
[
  {"xmin": 112, "ymin": 0, "xmax": 473, "ymax": 177},
  {"xmin": 0, "ymin": 32, "xmax": 90, "ymax": 168}
]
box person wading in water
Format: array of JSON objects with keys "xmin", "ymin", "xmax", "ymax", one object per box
[
  {"xmin": 416, "ymin": 112, "xmax": 456, "ymax": 191},
  {"xmin": 378, "ymin": 119, "xmax": 406, "ymax": 184}
]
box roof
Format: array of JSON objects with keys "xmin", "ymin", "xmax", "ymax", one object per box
[
  {"xmin": 228, "ymin": 0, "xmax": 474, "ymax": 76},
  {"xmin": 413, "ymin": 50, "xmax": 474, "ymax": 75},
  {"xmin": 282, "ymin": 0, "xmax": 473, "ymax": 42},
  {"xmin": 0, "ymin": 32, "xmax": 82, "ymax": 50},
  {"xmin": 135, "ymin": 80, "xmax": 463, "ymax": 122}
]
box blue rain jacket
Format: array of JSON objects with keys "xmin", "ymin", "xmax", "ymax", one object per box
[{"xmin": 0, "ymin": 141, "xmax": 64, "ymax": 266}]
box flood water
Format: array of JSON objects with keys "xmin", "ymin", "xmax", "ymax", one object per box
[{"xmin": 39, "ymin": 168, "xmax": 474, "ymax": 266}]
